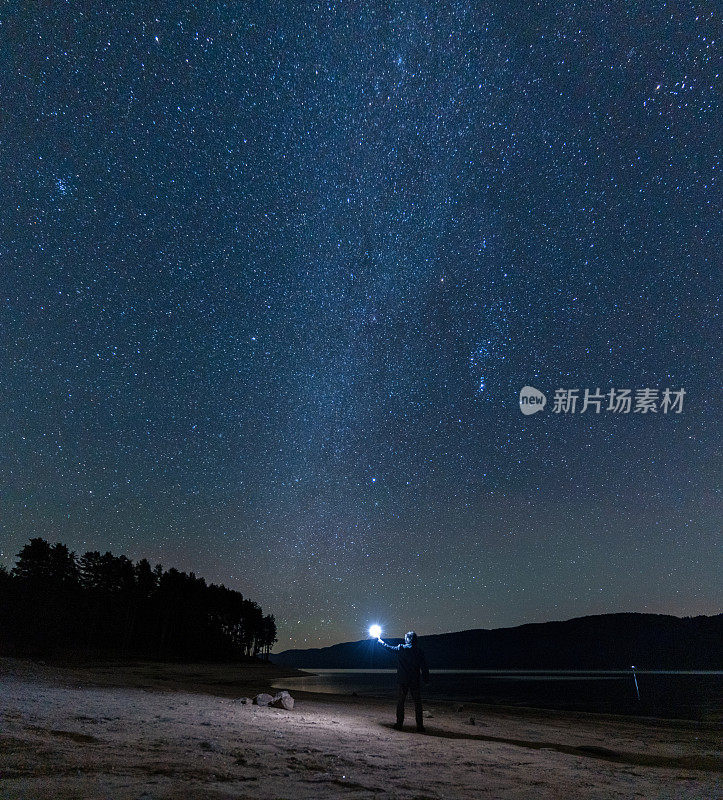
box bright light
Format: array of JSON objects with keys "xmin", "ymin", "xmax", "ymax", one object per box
[{"xmin": 369, "ymin": 624, "xmax": 382, "ymax": 639}]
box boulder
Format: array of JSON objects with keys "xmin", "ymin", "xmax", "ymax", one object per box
[
  {"xmin": 271, "ymin": 691, "xmax": 295, "ymax": 710},
  {"xmin": 253, "ymin": 693, "xmax": 274, "ymax": 706}
]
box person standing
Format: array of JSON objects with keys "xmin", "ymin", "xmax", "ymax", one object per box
[{"xmin": 377, "ymin": 631, "xmax": 430, "ymax": 732}]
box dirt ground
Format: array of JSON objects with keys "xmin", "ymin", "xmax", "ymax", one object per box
[{"xmin": 0, "ymin": 658, "xmax": 720, "ymax": 799}]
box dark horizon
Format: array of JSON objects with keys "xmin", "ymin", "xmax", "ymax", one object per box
[
  {"xmin": 278, "ymin": 613, "xmax": 723, "ymax": 652},
  {"xmin": 2, "ymin": 3, "xmax": 720, "ymax": 650}
]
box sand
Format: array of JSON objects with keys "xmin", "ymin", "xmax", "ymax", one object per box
[{"xmin": 0, "ymin": 658, "xmax": 720, "ymax": 799}]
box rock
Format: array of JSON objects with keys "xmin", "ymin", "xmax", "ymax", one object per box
[
  {"xmin": 468, "ymin": 716, "xmax": 476, "ymax": 726},
  {"xmin": 271, "ymin": 691, "xmax": 295, "ymax": 710},
  {"xmin": 253, "ymin": 693, "xmax": 274, "ymax": 706},
  {"xmin": 199, "ymin": 740, "xmax": 218, "ymax": 751},
  {"xmin": 422, "ymin": 710, "xmax": 432, "ymax": 718}
]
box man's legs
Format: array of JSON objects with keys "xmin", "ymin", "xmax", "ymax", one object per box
[
  {"xmin": 410, "ymin": 682, "xmax": 424, "ymax": 731},
  {"xmin": 396, "ymin": 683, "xmax": 408, "ymax": 726}
]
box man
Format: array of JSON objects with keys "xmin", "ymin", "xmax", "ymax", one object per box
[{"xmin": 377, "ymin": 631, "xmax": 430, "ymax": 732}]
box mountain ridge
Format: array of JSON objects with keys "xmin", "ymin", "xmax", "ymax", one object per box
[{"xmin": 271, "ymin": 612, "xmax": 723, "ymax": 670}]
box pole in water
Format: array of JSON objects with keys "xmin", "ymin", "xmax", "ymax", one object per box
[{"xmin": 631, "ymin": 665, "xmax": 641, "ymax": 701}]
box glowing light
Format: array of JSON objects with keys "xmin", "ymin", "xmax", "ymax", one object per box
[{"xmin": 368, "ymin": 624, "xmax": 381, "ymax": 639}]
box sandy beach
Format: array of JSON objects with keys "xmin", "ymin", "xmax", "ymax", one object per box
[{"xmin": 0, "ymin": 658, "xmax": 720, "ymax": 799}]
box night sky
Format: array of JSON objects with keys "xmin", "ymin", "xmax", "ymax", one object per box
[{"xmin": 1, "ymin": 3, "xmax": 720, "ymax": 649}]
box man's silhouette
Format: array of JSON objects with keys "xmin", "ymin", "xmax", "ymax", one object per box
[{"xmin": 377, "ymin": 631, "xmax": 430, "ymax": 732}]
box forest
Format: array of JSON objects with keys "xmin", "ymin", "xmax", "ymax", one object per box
[{"xmin": 0, "ymin": 538, "xmax": 277, "ymax": 661}]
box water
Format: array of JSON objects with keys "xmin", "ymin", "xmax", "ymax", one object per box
[{"xmin": 272, "ymin": 669, "xmax": 723, "ymax": 721}]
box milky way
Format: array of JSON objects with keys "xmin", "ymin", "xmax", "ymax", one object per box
[{"xmin": 1, "ymin": 3, "xmax": 719, "ymax": 647}]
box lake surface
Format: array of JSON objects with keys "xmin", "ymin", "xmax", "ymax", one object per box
[{"xmin": 272, "ymin": 669, "xmax": 723, "ymax": 721}]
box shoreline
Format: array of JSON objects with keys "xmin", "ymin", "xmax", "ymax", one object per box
[
  {"xmin": 1, "ymin": 657, "xmax": 721, "ymax": 799},
  {"xmin": 271, "ymin": 668, "xmax": 722, "ymax": 728},
  {"xmin": 278, "ymin": 687, "xmax": 723, "ymax": 733}
]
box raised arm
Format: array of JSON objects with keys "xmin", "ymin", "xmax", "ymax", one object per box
[{"xmin": 377, "ymin": 638, "xmax": 400, "ymax": 651}]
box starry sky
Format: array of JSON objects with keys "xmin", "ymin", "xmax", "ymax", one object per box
[{"xmin": 1, "ymin": 2, "xmax": 720, "ymax": 649}]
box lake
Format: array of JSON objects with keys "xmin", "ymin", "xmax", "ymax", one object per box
[{"xmin": 272, "ymin": 669, "xmax": 723, "ymax": 721}]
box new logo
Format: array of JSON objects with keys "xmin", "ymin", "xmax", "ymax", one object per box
[{"xmin": 519, "ymin": 386, "xmax": 547, "ymax": 415}]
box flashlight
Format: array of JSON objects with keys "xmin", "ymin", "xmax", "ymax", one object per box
[{"xmin": 369, "ymin": 624, "xmax": 382, "ymax": 639}]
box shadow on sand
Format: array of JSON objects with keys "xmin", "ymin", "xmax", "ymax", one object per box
[{"xmin": 379, "ymin": 723, "xmax": 722, "ymax": 772}]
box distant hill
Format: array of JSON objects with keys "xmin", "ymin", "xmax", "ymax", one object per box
[{"xmin": 271, "ymin": 613, "xmax": 723, "ymax": 670}]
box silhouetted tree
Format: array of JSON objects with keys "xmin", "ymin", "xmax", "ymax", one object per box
[
  {"xmin": 10, "ymin": 539, "xmax": 83, "ymax": 654},
  {"xmin": 0, "ymin": 563, "xmax": 10, "ymax": 587},
  {"xmin": 260, "ymin": 615, "xmax": 278, "ymax": 660},
  {"xmin": 12, "ymin": 538, "xmax": 54, "ymax": 586},
  {"xmin": 49, "ymin": 543, "xmax": 80, "ymax": 589},
  {"xmin": 135, "ymin": 559, "xmax": 156, "ymax": 597},
  {"xmin": 1, "ymin": 538, "xmax": 274, "ymax": 662}
]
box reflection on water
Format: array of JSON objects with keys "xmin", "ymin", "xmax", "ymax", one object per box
[{"xmin": 271, "ymin": 670, "xmax": 722, "ymax": 721}]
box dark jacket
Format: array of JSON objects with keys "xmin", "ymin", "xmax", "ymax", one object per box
[{"xmin": 379, "ymin": 640, "xmax": 430, "ymax": 685}]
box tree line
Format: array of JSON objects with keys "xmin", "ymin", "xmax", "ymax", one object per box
[{"xmin": 0, "ymin": 538, "xmax": 277, "ymax": 661}]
